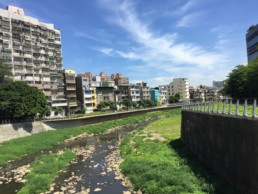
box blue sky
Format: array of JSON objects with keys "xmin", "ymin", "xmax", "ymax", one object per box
[{"xmin": 0, "ymin": 0, "xmax": 257, "ymax": 87}]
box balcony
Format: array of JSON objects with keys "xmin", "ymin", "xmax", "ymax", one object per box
[
  {"xmin": 67, "ymin": 94, "xmax": 76, "ymax": 98},
  {"xmin": 66, "ymin": 86, "xmax": 76, "ymax": 91},
  {"xmin": 68, "ymin": 102, "xmax": 77, "ymax": 107},
  {"xmin": 43, "ymin": 91, "xmax": 51, "ymax": 96},
  {"xmin": 65, "ymin": 80, "xmax": 76, "ymax": 84},
  {"xmin": 34, "ymin": 84, "xmax": 43, "ymax": 89}
]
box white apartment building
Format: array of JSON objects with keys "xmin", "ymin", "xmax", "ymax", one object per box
[
  {"xmin": 129, "ymin": 85, "xmax": 141, "ymax": 102},
  {"xmin": 0, "ymin": 5, "xmax": 67, "ymax": 109},
  {"xmin": 165, "ymin": 78, "xmax": 190, "ymax": 101},
  {"xmin": 158, "ymin": 85, "xmax": 168, "ymax": 104}
]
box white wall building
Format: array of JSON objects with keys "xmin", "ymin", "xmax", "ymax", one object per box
[{"xmin": 165, "ymin": 78, "xmax": 190, "ymax": 101}]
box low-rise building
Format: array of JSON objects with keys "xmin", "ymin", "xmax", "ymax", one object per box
[
  {"xmin": 129, "ymin": 85, "xmax": 140, "ymax": 102},
  {"xmin": 64, "ymin": 69, "xmax": 77, "ymax": 114},
  {"xmin": 136, "ymin": 81, "xmax": 151, "ymax": 100},
  {"xmin": 76, "ymin": 76, "xmax": 96, "ymax": 113},
  {"xmin": 150, "ymin": 88, "xmax": 160, "ymax": 102}
]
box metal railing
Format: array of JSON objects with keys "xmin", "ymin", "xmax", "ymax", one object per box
[{"xmin": 182, "ymin": 99, "xmax": 257, "ymax": 118}]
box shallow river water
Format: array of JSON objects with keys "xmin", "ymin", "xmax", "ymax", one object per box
[{"xmin": 0, "ymin": 122, "xmax": 149, "ymax": 194}]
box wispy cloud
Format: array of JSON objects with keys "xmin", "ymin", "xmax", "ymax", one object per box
[
  {"xmin": 96, "ymin": 0, "xmax": 231, "ymax": 86},
  {"xmin": 74, "ymin": 31, "xmax": 100, "ymax": 42},
  {"xmin": 176, "ymin": 11, "xmax": 204, "ymax": 27},
  {"xmin": 176, "ymin": 0, "xmax": 200, "ymax": 15},
  {"xmin": 96, "ymin": 47, "xmax": 114, "ymax": 56}
]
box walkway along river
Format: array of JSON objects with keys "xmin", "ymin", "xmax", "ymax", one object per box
[{"xmin": 0, "ymin": 120, "xmax": 153, "ymax": 194}]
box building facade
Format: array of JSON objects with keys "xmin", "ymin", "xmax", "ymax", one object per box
[
  {"xmin": 111, "ymin": 73, "xmax": 129, "ymax": 86},
  {"xmin": 136, "ymin": 81, "xmax": 151, "ymax": 100},
  {"xmin": 76, "ymin": 76, "xmax": 96, "ymax": 113},
  {"xmin": 246, "ymin": 24, "xmax": 258, "ymax": 62},
  {"xmin": 150, "ymin": 88, "xmax": 160, "ymax": 102},
  {"xmin": 64, "ymin": 69, "xmax": 77, "ymax": 114},
  {"xmin": 165, "ymin": 78, "xmax": 190, "ymax": 101},
  {"xmin": 0, "ymin": 5, "xmax": 67, "ymax": 111}
]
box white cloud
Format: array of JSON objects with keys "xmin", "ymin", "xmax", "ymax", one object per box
[
  {"xmin": 97, "ymin": 0, "xmax": 231, "ymax": 86},
  {"xmin": 176, "ymin": 11, "xmax": 204, "ymax": 27},
  {"xmin": 97, "ymin": 47, "xmax": 114, "ymax": 56},
  {"xmin": 177, "ymin": 0, "xmax": 200, "ymax": 14}
]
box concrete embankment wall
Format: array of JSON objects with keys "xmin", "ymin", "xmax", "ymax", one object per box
[
  {"xmin": 0, "ymin": 121, "xmax": 52, "ymax": 143},
  {"xmin": 0, "ymin": 106, "xmax": 180, "ymax": 143},
  {"xmin": 181, "ymin": 111, "xmax": 258, "ymax": 194}
]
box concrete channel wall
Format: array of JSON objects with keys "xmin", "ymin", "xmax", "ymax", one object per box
[
  {"xmin": 181, "ymin": 110, "xmax": 258, "ymax": 194},
  {"xmin": 0, "ymin": 106, "xmax": 180, "ymax": 143}
]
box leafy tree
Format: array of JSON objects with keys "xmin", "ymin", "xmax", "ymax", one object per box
[
  {"xmin": 0, "ymin": 58, "xmax": 13, "ymax": 84},
  {"xmin": 169, "ymin": 93, "xmax": 180, "ymax": 103},
  {"xmin": 122, "ymin": 99, "xmax": 132, "ymax": 110},
  {"xmin": 0, "ymin": 81, "xmax": 49, "ymax": 119},
  {"xmin": 223, "ymin": 65, "xmax": 248, "ymax": 98},
  {"xmin": 97, "ymin": 101, "xmax": 117, "ymax": 111},
  {"xmin": 246, "ymin": 58, "xmax": 258, "ymax": 97}
]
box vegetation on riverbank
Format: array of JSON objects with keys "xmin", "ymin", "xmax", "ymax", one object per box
[
  {"xmin": 18, "ymin": 151, "xmax": 75, "ymax": 194},
  {"xmin": 0, "ymin": 108, "xmax": 180, "ymax": 166},
  {"xmin": 119, "ymin": 113, "xmax": 237, "ymax": 193}
]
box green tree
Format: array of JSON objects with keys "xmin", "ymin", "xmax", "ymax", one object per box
[
  {"xmin": 246, "ymin": 58, "xmax": 258, "ymax": 97},
  {"xmin": 0, "ymin": 81, "xmax": 49, "ymax": 119},
  {"xmin": 223, "ymin": 65, "xmax": 248, "ymax": 98},
  {"xmin": 169, "ymin": 93, "xmax": 180, "ymax": 103},
  {"xmin": 122, "ymin": 99, "xmax": 132, "ymax": 110},
  {"xmin": 0, "ymin": 58, "xmax": 13, "ymax": 84}
]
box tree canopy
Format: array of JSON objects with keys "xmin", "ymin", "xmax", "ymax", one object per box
[
  {"xmin": 223, "ymin": 58, "xmax": 258, "ymax": 98},
  {"xmin": 0, "ymin": 58, "xmax": 13, "ymax": 84},
  {"xmin": 0, "ymin": 81, "xmax": 49, "ymax": 119},
  {"xmin": 169, "ymin": 93, "xmax": 180, "ymax": 103}
]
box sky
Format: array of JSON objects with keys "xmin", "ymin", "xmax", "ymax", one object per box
[{"xmin": 0, "ymin": 0, "xmax": 257, "ymax": 87}]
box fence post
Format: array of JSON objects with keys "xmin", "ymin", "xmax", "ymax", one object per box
[
  {"xmin": 204, "ymin": 101, "xmax": 206, "ymax": 112},
  {"xmin": 236, "ymin": 99, "xmax": 239, "ymax": 115},
  {"xmin": 253, "ymin": 99, "xmax": 257, "ymax": 117},
  {"xmin": 212, "ymin": 100, "xmax": 215, "ymax": 113},
  {"xmin": 223, "ymin": 100, "xmax": 226, "ymax": 114},
  {"xmin": 208, "ymin": 101, "xmax": 210, "ymax": 112},
  {"xmin": 229, "ymin": 99, "xmax": 232, "ymax": 115},
  {"xmin": 243, "ymin": 99, "xmax": 247, "ymax": 116},
  {"xmin": 217, "ymin": 100, "xmax": 220, "ymax": 113}
]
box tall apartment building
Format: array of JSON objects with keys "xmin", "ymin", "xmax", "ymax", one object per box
[
  {"xmin": 246, "ymin": 25, "xmax": 258, "ymax": 62},
  {"xmin": 64, "ymin": 69, "xmax": 77, "ymax": 114},
  {"xmin": 165, "ymin": 78, "xmax": 190, "ymax": 101},
  {"xmin": 0, "ymin": 5, "xmax": 67, "ymax": 109}
]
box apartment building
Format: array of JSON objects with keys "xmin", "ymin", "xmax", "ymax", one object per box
[
  {"xmin": 158, "ymin": 85, "xmax": 167, "ymax": 104},
  {"xmin": 136, "ymin": 81, "xmax": 151, "ymax": 100},
  {"xmin": 129, "ymin": 85, "xmax": 140, "ymax": 102},
  {"xmin": 0, "ymin": 5, "xmax": 67, "ymax": 113},
  {"xmin": 165, "ymin": 78, "xmax": 190, "ymax": 101},
  {"xmin": 64, "ymin": 69, "xmax": 77, "ymax": 114},
  {"xmin": 76, "ymin": 76, "xmax": 96, "ymax": 113},
  {"xmin": 150, "ymin": 88, "xmax": 160, "ymax": 102},
  {"xmin": 93, "ymin": 80, "xmax": 115, "ymax": 104},
  {"xmin": 111, "ymin": 73, "xmax": 129, "ymax": 86},
  {"xmin": 246, "ymin": 24, "xmax": 258, "ymax": 62}
]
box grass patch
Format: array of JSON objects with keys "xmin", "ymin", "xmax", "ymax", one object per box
[
  {"xmin": 120, "ymin": 114, "xmax": 238, "ymax": 194},
  {"xmin": 18, "ymin": 151, "xmax": 75, "ymax": 194},
  {"xmin": 0, "ymin": 108, "xmax": 181, "ymax": 166}
]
